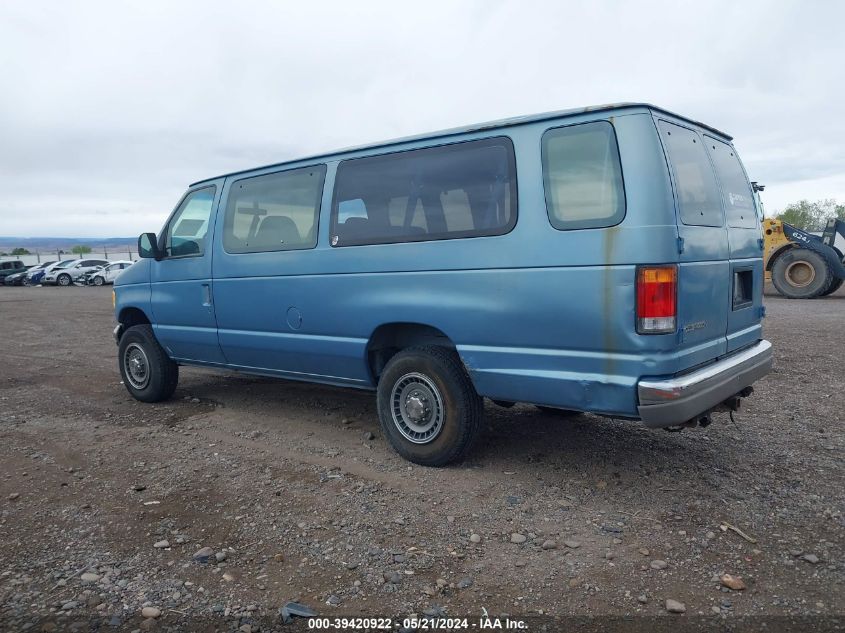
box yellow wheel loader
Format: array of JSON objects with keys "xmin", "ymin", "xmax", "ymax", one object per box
[
  {"xmin": 763, "ymin": 216, "xmax": 845, "ymax": 298},
  {"xmin": 754, "ymin": 182, "xmax": 845, "ymax": 298}
]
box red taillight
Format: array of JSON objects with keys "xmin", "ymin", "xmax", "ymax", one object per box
[{"xmin": 637, "ymin": 265, "xmax": 677, "ymax": 334}]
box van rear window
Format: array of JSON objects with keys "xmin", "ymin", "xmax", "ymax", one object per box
[
  {"xmin": 542, "ymin": 121, "xmax": 626, "ymax": 230},
  {"xmin": 706, "ymin": 138, "xmax": 757, "ymax": 228},
  {"xmin": 330, "ymin": 137, "xmax": 516, "ymax": 247},
  {"xmin": 658, "ymin": 121, "xmax": 723, "ymax": 227}
]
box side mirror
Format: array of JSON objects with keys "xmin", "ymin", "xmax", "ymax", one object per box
[{"xmin": 138, "ymin": 233, "xmax": 163, "ymax": 260}]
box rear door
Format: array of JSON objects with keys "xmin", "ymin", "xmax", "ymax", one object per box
[
  {"xmin": 704, "ymin": 136, "xmax": 764, "ymax": 352},
  {"xmin": 656, "ymin": 119, "xmax": 729, "ymax": 369}
]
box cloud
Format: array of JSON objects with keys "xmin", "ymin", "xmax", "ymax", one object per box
[{"xmin": 1, "ymin": 0, "xmax": 843, "ymax": 237}]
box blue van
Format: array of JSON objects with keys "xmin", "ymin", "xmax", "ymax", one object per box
[{"xmin": 114, "ymin": 103, "xmax": 772, "ymax": 465}]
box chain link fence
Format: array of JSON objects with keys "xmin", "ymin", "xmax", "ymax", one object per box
[{"xmin": 4, "ymin": 250, "xmax": 138, "ymax": 266}]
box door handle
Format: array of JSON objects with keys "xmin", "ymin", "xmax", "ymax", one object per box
[{"xmin": 202, "ymin": 283, "xmax": 212, "ymax": 307}]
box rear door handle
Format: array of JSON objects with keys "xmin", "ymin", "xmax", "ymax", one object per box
[{"xmin": 202, "ymin": 283, "xmax": 212, "ymax": 307}]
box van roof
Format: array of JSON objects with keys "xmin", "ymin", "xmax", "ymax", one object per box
[{"xmin": 191, "ymin": 102, "xmax": 732, "ymax": 186}]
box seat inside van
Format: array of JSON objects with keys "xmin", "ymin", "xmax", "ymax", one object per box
[{"xmin": 253, "ymin": 215, "xmax": 302, "ymax": 249}]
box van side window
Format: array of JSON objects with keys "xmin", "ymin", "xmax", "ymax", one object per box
[
  {"xmin": 542, "ymin": 121, "xmax": 626, "ymax": 230},
  {"xmin": 330, "ymin": 137, "xmax": 516, "ymax": 247},
  {"xmin": 706, "ymin": 138, "xmax": 756, "ymax": 228},
  {"xmin": 223, "ymin": 166, "xmax": 326, "ymax": 254},
  {"xmin": 658, "ymin": 121, "xmax": 723, "ymax": 227},
  {"xmin": 164, "ymin": 187, "xmax": 217, "ymax": 257}
]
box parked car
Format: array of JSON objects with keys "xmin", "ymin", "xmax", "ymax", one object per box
[
  {"xmin": 41, "ymin": 260, "xmax": 81, "ymax": 286},
  {"xmin": 14, "ymin": 261, "xmax": 56, "ymax": 285},
  {"xmin": 80, "ymin": 266, "xmax": 105, "ymax": 285},
  {"xmin": 42, "ymin": 258, "xmax": 109, "ymax": 286},
  {"xmin": 114, "ymin": 103, "xmax": 773, "ymax": 466},
  {"xmin": 3, "ymin": 266, "xmax": 34, "ymax": 286},
  {"xmin": 28, "ymin": 260, "xmax": 71, "ymax": 285},
  {"xmin": 79, "ymin": 265, "xmax": 103, "ymax": 285},
  {"xmin": 0, "ymin": 259, "xmax": 26, "ymax": 283},
  {"xmin": 87, "ymin": 260, "xmax": 134, "ymax": 285},
  {"xmin": 70, "ymin": 259, "xmax": 111, "ymax": 283}
]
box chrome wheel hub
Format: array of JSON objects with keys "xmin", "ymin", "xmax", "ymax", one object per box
[
  {"xmin": 405, "ymin": 393, "xmax": 427, "ymax": 421},
  {"xmin": 390, "ymin": 372, "xmax": 444, "ymax": 444},
  {"xmin": 123, "ymin": 343, "xmax": 150, "ymax": 390}
]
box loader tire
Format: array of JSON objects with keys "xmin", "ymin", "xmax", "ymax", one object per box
[
  {"xmin": 820, "ymin": 253, "xmax": 845, "ymax": 296},
  {"xmin": 771, "ymin": 248, "xmax": 832, "ymax": 299},
  {"xmin": 821, "ymin": 276, "xmax": 844, "ymax": 296}
]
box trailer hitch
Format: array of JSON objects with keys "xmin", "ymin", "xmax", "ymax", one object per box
[{"xmin": 664, "ymin": 387, "xmax": 754, "ymax": 432}]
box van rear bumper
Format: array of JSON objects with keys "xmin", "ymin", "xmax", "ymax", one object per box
[{"xmin": 637, "ymin": 340, "xmax": 773, "ymax": 428}]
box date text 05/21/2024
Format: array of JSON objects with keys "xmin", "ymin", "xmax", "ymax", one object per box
[{"xmin": 306, "ymin": 616, "xmax": 529, "ymax": 630}]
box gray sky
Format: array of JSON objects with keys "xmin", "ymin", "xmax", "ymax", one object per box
[{"xmin": 1, "ymin": 0, "xmax": 843, "ymax": 238}]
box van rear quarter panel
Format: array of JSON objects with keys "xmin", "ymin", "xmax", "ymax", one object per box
[{"xmin": 212, "ymin": 111, "xmax": 690, "ymax": 417}]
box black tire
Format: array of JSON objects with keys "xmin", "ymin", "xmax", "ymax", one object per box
[
  {"xmin": 535, "ymin": 405, "xmax": 582, "ymax": 417},
  {"xmin": 820, "ymin": 253, "xmax": 844, "ymax": 296},
  {"xmin": 377, "ymin": 346, "xmax": 483, "ymax": 467},
  {"xmin": 771, "ymin": 249, "xmax": 831, "ymax": 299},
  {"xmin": 821, "ymin": 277, "xmax": 844, "ymax": 296},
  {"xmin": 57, "ymin": 273, "xmax": 72, "ymax": 287},
  {"xmin": 118, "ymin": 324, "xmax": 179, "ymax": 403},
  {"xmin": 93, "ymin": 276, "xmax": 105, "ymax": 286}
]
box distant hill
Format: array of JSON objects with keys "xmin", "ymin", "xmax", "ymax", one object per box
[{"xmin": 0, "ymin": 237, "xmax": 136, "ymax": 252}]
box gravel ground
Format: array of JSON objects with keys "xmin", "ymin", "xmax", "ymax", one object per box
[{"xmin": 0, "ymin": 285, "xmax": 842, "ymax": 632}]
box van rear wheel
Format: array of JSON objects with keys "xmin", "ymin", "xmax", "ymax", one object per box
[
  {"xmin": 118, "ymin": 324, "xmax": 179, "ymax": 403},
  {"xmin": 377, "ymin": 346, "xmax": 482, "ymax": 467},
  {"xmin": 771, "ymin": 249, "xmax": 831, "ymax": 299}
]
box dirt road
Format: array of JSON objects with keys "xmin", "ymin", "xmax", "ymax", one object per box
[{"xmin": 0, "ymin": 286, "xmax": 842, "ymax": 632}]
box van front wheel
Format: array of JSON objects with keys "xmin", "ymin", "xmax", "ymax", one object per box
[
  {"xmin": 377, "ymin": 346, "xmax": 482, "ymax": 467},
  {"xmin": 118, "ymin": 324, "xmax": 179, "ymax": 403}
]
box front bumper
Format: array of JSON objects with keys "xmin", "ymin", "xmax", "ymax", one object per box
[{"xmin": 637, "ymin": 340, "xmax": 773, "ymax": 428}]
